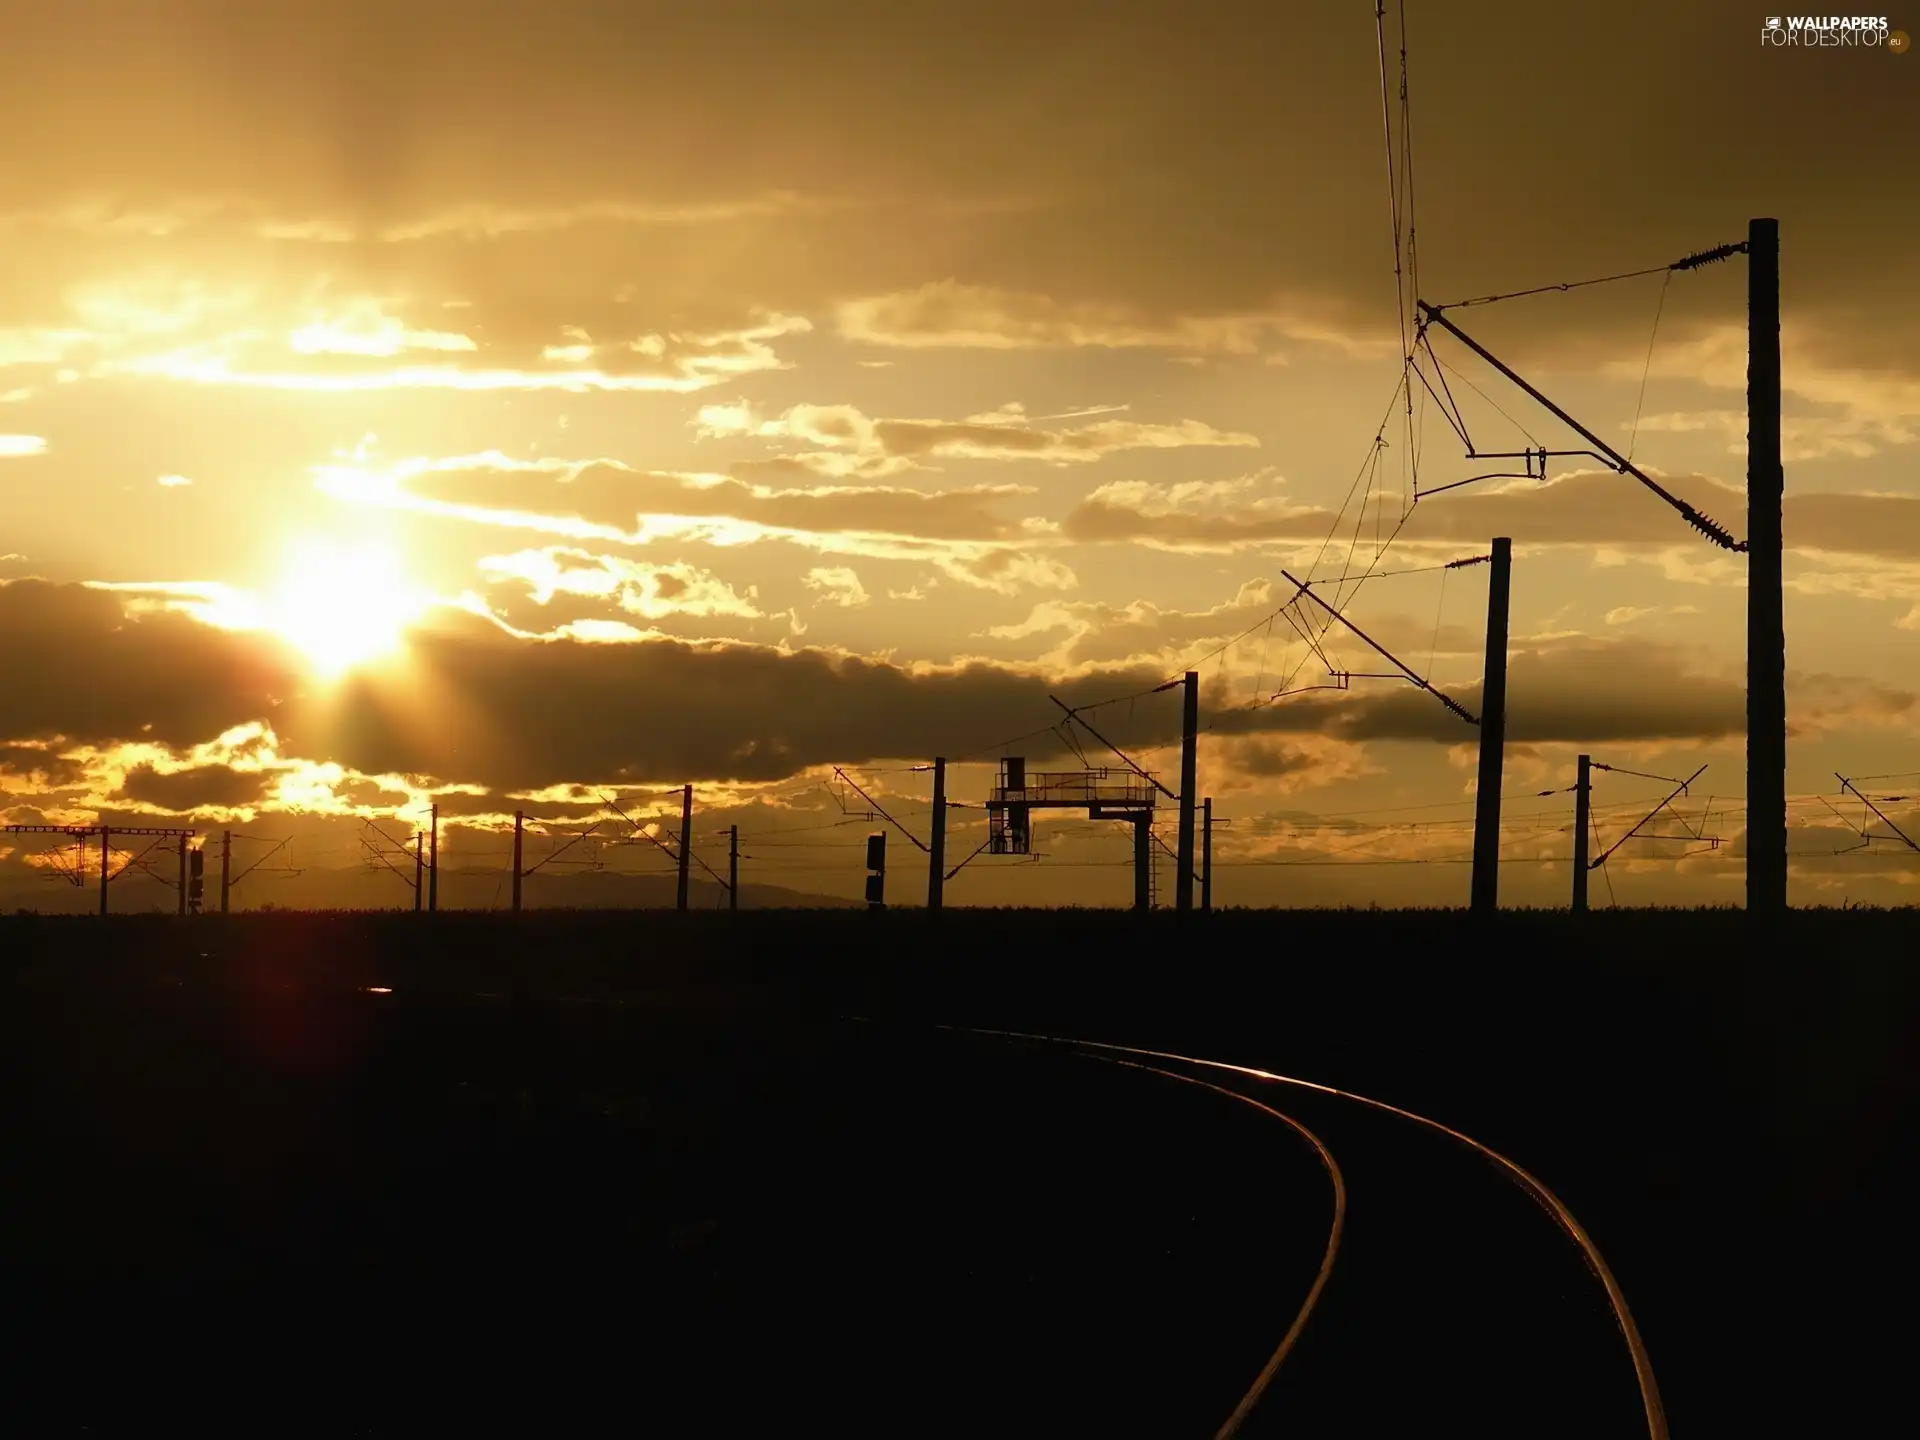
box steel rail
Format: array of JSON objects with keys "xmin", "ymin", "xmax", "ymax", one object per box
[
  {"xmin": 941, "ymin": 1025, "xmax": 1669, "ymax": 1440},
  {"xmin": 1074, "ymin": 1052, "xmax": 1347, "ymax": 1440}
]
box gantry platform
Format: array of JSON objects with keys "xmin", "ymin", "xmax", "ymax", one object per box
[{"xmin": 985, "ymin": 758, "xmax": 1160, "ymax": 908}]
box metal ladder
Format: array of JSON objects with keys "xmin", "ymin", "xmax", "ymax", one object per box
[{"xmin": 1146, "ymin": 824, "xmax": 1160, "ymax": 910}]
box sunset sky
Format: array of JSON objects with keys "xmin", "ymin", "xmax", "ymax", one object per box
[{"xmin": 3, "ymin": 0, "xmax": 1918, "ymax": 909}]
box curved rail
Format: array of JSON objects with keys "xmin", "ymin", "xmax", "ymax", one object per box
[
  {"xmin": 946, "ymin": 1025, "xmax": 1668, "ymax": 1440},
  {"xmin": 1076, "ymin": 1052, "xmax": 1346, "ymax": 1440}
]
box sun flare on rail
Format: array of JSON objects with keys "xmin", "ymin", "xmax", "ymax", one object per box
[{"xmin": 269, "ymin": 538, "xmax": 430, "ymax": 679}]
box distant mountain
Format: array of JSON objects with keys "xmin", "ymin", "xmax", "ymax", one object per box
[{"xmin": 0, "ymin": 863, "xmax": 862, "ymax": 915}]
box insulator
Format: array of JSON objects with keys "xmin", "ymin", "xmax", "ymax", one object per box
[
  {"xmin": 1671, "ymin": 241, "xmax": 1747, "ymax": 272},
  {"xmin": 1681, "ymin": 505, "xmax": 1744, "ymax": 551}
]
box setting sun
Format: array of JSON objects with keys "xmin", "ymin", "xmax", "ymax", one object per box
[{"xmin": 271, "ymin": 539, "xmax": 428, "ymax": 678}]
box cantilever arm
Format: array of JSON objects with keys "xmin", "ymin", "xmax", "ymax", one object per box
[
  {"xmin": 114, "ymin": 839, "xmax": 171, "ymax": 884},
  {"xmin": 831, "ymin": 768, "xmax": 929, "ymax": 853},
  {"xmin": 1836, "ymin": 775, "xmax": 1920, "ymax": 854},
  {"xmin": 1591, "ymin": 764, "xmax": 1709, "ymax": 869},
  {"xmin": 360, "ymin": 825, "xmax": 420, "ymax": 888},
  {"xmin": 1049, "ymin": 697, "xmax": 1180, "ymax": 801},
  {"xmin": 600, "ymin": 791, "xmax": 733, "ymax": 884},
  {"xmin": 520, "ymin": 818, "xmax": 604, "ymax": 877},
  {"xmin": 230, "ymin": 836, "xmax": 294, "ymax": 887},
  {"xmin": 1278, "ymin": 572, "xmax": 1479, "ymax": 726},
  {"xmin": 944, "ymin": 837, "xmax": 994, "ymax": 881},
  {"xmin": 1417, "ymin": 301, "xmax": 1746, "ymax": 552}
]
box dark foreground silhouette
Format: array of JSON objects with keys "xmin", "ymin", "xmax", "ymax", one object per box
[{"xmin": 1, "ymin": 908, "xmax": 1910, "ymax": 1434}]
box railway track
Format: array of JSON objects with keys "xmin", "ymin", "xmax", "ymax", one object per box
[
  {"xmin": 1067, "ymin": 1049, "xmax": 1347, "ymax": 1440},
  {"xmin": 4, "ymin": 969, "xmax": 1668, "ymax": 1436},
  {"xmin": 931, "ymin": 1023, "xmax": 1665, "ymax": 1439}
]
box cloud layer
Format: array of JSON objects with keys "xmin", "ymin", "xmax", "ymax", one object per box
[{"xmin": 2, "ymin": 581, "xmax": 1780, "ymax": 799}]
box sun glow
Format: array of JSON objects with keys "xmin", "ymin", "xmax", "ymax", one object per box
[{"xmin": 271, "ymin": 539, "xmax": 429, "ymax": 677}]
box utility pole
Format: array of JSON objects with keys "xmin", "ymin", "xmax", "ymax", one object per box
[
  {"xmin": 220, "ymin": 829, "xmax": 232, "ymax": 914},
  {"xmin": 1573, "ymin": 754, "xmax": 1592, "ymax": 914},
  {"xmin": 676, "ymin": 784, "xmax": 693, "ymax": 911},
  {"xmin": 927, "ymin": 757, "xmax": 947, "ymax": 912},
  {"xmin": 1133, "ymin": 816, "xmax": 1150, "ymax": 912},
  {"xmin": 428, "ymin": 804, "xmax": 439, "ymax": 914},
  {"xmin": 728, "ymin": 825, "xmax": 739, "ymax": 912},
  {"xmin": 1176, "ymin": 671, "xmax": 1199, "ymax": 913},
  {"xmin": 1471, "ymin": 537, "xmax": 1513, "ymax": 913},
  {"xmin": 99, "ymin": 826, "xmax": 109, "ymax": 916},
  {"xmin": 512, "ymin": 810, "xmax": 524, "ymax": 913},
  {"xmin": 412, "ymin": 832, "xmax": 423, "ymax": 913},
  {"xmin": 176, "ymin": 835, "xmax": 187, "ymax": 916},
  {"xmin": 1202, "ymin": 798, "xmax": 1214, "ymax": 914},
  {"xmin": 1748, "ymin": 216, "xmax": 1786, "ymax": 915}
]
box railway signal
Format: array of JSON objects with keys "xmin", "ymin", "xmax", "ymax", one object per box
[{"xmin": 866, "ymin": 831, "xmax": 887, "ymax": 910}]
